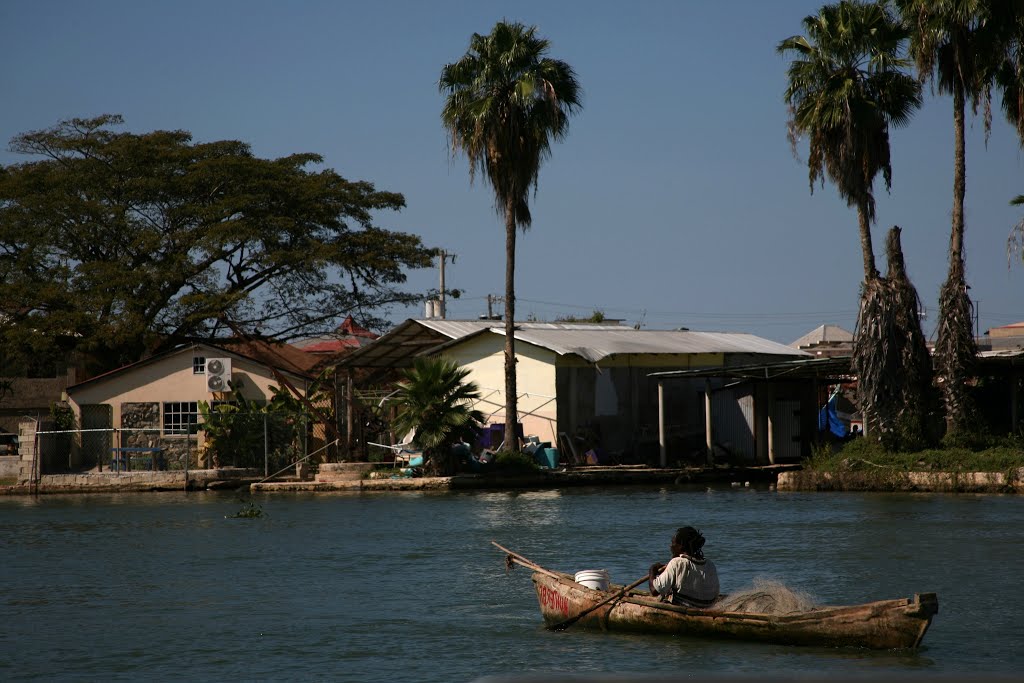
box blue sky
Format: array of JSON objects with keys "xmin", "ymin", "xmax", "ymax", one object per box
[{"xmin": 3, "ymin": 0, "xmax": 1023, "ymax": 344}]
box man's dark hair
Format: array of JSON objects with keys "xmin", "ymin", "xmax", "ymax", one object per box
[{"xmin": 673, "ymin": 526, "xmax": 706, "ymax": 559}]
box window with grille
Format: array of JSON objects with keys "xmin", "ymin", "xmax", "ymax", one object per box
[
  {"xmin": 163, "ymin": 401, "xmax": 199, "ymax": 435},
  {"xmin": 193, "ymin": 357, "xmax": 206, "ymax": 374}
]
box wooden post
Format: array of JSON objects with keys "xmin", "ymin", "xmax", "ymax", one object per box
[
  {"xmin": 1011, "ymin": 369, "xmax": 1020, "ymax": 433},
  {"xmin": 345, "ymin": 369, "xmax": 354, "ymax": 458},
  {"xmin": 704, "ymin": 378, "xmax": 713, "ymax": 464},
  {"xmin": 184, "ymin": 426, "xmax": 190, "ymax": 492},
  {"xmin": 766, "ymin": 383, "xmax": 776, "ymax": 465},
  {"xmin": 657, "ymin": 380, "xmax": 666, "ymax": 468}
]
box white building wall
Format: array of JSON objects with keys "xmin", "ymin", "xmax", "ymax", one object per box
[{"xmin": 440, "ymin": 332, "xmax": 559, "ymax": 445}]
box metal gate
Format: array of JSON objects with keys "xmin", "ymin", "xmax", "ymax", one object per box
[{"xmin": 80, "ymin": 404, "xmax": 113, "ymax": 468}]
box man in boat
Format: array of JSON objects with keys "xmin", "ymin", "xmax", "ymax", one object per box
[{"xmin": 649, "ymin": 526, "xmax": 720, "ymax": 608}]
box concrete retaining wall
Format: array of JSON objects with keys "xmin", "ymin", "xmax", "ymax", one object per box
[
  {"xmin": 778, "ymin": 468, "xmax": 1024, "ymax": 493},
  {"xmin": 316, "ymin": 462, "xmax": 374, "ymax": 482},
  {"xmin": 1, "ymin": 468, "xmax": 261, "ymax": 494}
]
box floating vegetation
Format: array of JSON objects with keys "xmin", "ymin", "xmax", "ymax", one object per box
[{"xmin": 227, "ymin": 501, "xmax": 266, "ymax": 519}]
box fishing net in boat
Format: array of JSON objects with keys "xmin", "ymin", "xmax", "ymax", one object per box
[{"xmin": 715, "ymin": 578, "xmax": 818, "ymax": 615}]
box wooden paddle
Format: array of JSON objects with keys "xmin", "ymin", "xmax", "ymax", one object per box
[{"xmin": 547, "ymin": 574, "xmax": 650, "ymax": 632}]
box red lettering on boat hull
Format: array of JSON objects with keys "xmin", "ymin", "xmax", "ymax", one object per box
[{"xmin": 537, "ymin": 584, "xmax": 570, "ymax": 616}]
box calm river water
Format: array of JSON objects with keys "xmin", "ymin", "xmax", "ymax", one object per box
[{"xmin": 1, "ymin": 485, "xmax": 1022, "ymax": 681}]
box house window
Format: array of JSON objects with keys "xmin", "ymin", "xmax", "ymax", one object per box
[
  {"xmin": 163, "ymin": 401, "xmax": 199, "ymax": 435},
  {"xmin": 193, "ymin": 357, "xmax": 206, "ymax": 374}
]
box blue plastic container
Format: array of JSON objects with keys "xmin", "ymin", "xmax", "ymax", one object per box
[{"xmin": 534, "ymin": 447, "xmax": 559, "ymax": 469}]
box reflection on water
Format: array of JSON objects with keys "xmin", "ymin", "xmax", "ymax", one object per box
[
  {"xmin": 476, "ymin": 490, "xmax": 565, "ymax": 527},
  {"xmin": 0, "ymin": 488, "xmax": 1022, "ymax": 681}
]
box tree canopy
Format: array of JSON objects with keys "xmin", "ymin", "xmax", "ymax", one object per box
[{"xmin": 0, "ymin": 115, "xmax": 432, "ymax": 375}]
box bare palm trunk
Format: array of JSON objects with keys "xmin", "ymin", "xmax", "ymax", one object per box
[
  {"xmin": 950, "ymin": 80, "xmax": 966, "ymax": 268},
  {"xmin": 936, "ymin": 78, "xmax": 977, "ymax": 434},
  {"xmin": 854, "ymin": 201, "xmax": 879, "ymax": 435},
  {"xmin": 503, "ymin": 199, "xmax": 519, "ymax": 451},
  {"xmin": 857, "ymin": 201, "xmax": 879, "ymax": 281}
]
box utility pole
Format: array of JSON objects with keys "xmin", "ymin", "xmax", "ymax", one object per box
[
  {"xmin": 437, "ymin": 249, "xmax": 456, "ymax": 319},
  {"xmin": 485, "ymin": 294, "xmax": 504, "ymax": 321}
]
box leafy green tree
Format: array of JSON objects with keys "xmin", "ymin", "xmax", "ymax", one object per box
[
  {"xmin": 198, "ymin": 387, "xmax": 267, "ymax": 468},
  {"xmin": 896, "ymin": 0, "xmax": 1023, "ymax": 433},
  {"xmin": 779, "ymin": 0, "xmax": 921, "ymax": 281},
  {"xmin": 198, "ymin": 379, "xmax": 324, "ymax": 470},
  {"xmin": 440, "ymin": 22, "xmax": 581, "ymax": 451},
  {"xmin": 0, "ymin": 115, "xmax": 433, "ymax": 375},
  {"xmin": 391, "ymin": 356, "xmax": 484, "ymax": 476}
]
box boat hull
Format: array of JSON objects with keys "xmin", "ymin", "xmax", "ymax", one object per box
[{"xmin": 533, "ymin": 572, "xmax": 937, "ymax": 649}]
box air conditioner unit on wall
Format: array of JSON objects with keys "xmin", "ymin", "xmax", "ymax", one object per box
[{"xmin": 205, "ymin": 358, "xmax": 232, "ymax": 393}]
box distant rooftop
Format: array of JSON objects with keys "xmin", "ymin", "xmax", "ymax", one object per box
[{"xmin": 790, "ymin": 324, "xmax": 854, "ymax": 349}]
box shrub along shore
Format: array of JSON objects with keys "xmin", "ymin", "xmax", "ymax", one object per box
[{"xmin": 777, "ymin": 437, "xmax": 1024, "ymax": 493}]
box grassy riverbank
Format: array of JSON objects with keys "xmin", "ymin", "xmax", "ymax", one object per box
[
  {"xmin": 805, "ymin": 435, "xmax": 1024, "ymax": 474},
  {"xmin": 780, "ymin": 435, "xmax": 1024, "ymax": 493}
]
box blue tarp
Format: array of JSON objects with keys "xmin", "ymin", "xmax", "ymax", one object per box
[{"xmin": 818, "ymin": 393, "xmax": 848, "ymax": 438}]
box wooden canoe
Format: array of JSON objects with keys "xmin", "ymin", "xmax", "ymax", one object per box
[{"xmin": 494, "ymin": 543, "xmax": 938, "ymax": 650}]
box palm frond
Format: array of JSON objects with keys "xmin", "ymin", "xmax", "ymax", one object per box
[
  {"xmin": 780, "ymin": 0, "xmax": 921, "ymax": 281},
  {"xmin": 440, "ymin": 20, "xmax": 582, "ymax": 231}
]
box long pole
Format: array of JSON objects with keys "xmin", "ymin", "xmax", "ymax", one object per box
[
  {"xmin": 437, "ymin": 249, "xmax": 456, "ymax": 319},
  {"xmin": 705, "ymin": 378, "xmax": 713, "ymax": 464},
  {"xmin": 657, "ymin": 380, "xmax": 666, "ymax": 468},
  {"xmin": 184, "ymin": 426, "xmax": 190, "ymax": 492}
]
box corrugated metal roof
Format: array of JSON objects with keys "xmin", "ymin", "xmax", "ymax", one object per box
[
  {"xmin": 417, "ymin": 319, "xmax": 628, "ymax": 337},
  {"xmin": 649, "ymin": 355, "xmax": 851, "ymax": 381},
  {"xmin": 338, "ymin": 319, "xmax": 809, "ymax": 368},
  {"xmin": 337, "ymin": 319, "xmax": 638, "ymax": 368},
  {"xmin": 502, "ymin": 328, "xmax": 809, "ymax": 363}
]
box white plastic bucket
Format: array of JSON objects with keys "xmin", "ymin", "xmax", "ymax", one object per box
[{"xmin": 574, "ymin": 569, "xmax": 610, "ymax": 591}]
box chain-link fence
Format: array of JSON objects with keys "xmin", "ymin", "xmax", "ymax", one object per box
[{"xmin": 33, "ymin": 411, "xmax": 328, "ymax": 477}]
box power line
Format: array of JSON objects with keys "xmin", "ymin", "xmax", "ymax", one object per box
[{"xmin": 515, "ymin": 296, "xmax": 857, "ymax": 321}]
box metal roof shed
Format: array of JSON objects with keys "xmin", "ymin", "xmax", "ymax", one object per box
[{"xmin": 647, "ymin": 357, "xmax": 853, "ymax": 467}]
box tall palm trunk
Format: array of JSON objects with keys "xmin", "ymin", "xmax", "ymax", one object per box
[
  {"xmin": 951, "ymin": 76, "xmax": 966, "ymax": 265},
  {"xmin": 935, "ymin": 75, "xmax": 978, "ymax": 433},
  {"xmin": 503, "ymin": 197, "xmax": 519, "ymax": 451},
  {"xmin": 857, "ymin": 200, "xmax": 879, "ymax": 281},
  {"xmin": 853, "ymin": 200, "xmax": 879, "ymax": 435}
]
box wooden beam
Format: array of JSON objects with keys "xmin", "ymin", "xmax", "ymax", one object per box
[
  {"xmin": 658, "ymin": 380, "xmax": 666, "ymax": 468},
  {"xmin": 346, "ymin": 369, "xmax": 354, "ymax": 457},
  {"xmin": 1013, "ymin": 370, "xmax": 1020, "ymax": 433},
  {"xmin": 704, "ymin": 378, "xmax": 713, "ymax": 464}
]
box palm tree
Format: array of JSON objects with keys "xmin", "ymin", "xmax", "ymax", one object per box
[
  {"xmin": 855, "ymin": 226, "xmax": 938, "ymax": 449},
  {"xmin": 779, "ymin": 0, "xmax": 921, "ymax": 282},
  {"xmin": 998, "ymin": 19, "xmax": 1024, "ymax": 268},
  {"xmin": 391, "ymin": 356, "xmax": 485, "ymax": 475},
  {"xmin": 779, "ymin": 1, "xmax": 922, "ymax": 439},
  {"xmin": 440, "ymin": 21, "xmax": 581, "ymax": 451},
  {"xmin": 896, "ymin": 0, "xmax": 1021, "ymax": 434}
]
